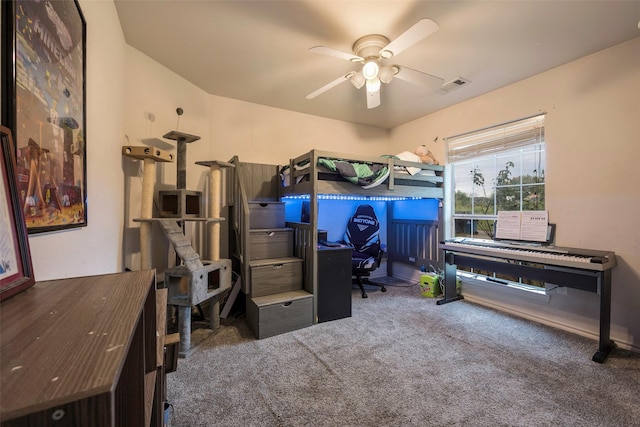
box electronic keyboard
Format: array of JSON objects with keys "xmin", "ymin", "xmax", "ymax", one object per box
[{"xmin": 440, "ymin": 238, "xmax": 616, "ymax": 271}]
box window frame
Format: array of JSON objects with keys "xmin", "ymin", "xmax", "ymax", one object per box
[
  {"xmin": 446, "ymin": 114, "xmax": 546, "ymax": 240},
  {"xmin": 444, "ymin": 114, "xmax": 547, "ymax": 291}
]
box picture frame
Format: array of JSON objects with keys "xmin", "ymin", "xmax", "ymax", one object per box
[
  {"xmin": 1, "ymin": 125, "xmax": 35, "ymax": 301},
  {"xmin": 1, "ymin": 0, "xmax": 87, "ymax": 234}
]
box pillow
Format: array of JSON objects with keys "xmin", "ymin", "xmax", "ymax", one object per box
[{"xmin": 394, "ymin": 151, "xmax": 422, "ymax": 175}]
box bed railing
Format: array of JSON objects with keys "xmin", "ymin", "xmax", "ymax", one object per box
[
  {"xmin": 227, "ymin": 156, "xmax": 251, "ymax": 294},
  {"xmin": 286, "ymin": 221, "xmax": 314, "ymax": 294},
  {"xmin": 387, "ymin": 219, "xmax": 442, "ymax": 275},
  {"xmin": 288, "ymin": 217, "xmax": 442, "ymax": 292},
  {"xmin": 281, "ymin": 149, "xmax": 445, "ymax": 199}
]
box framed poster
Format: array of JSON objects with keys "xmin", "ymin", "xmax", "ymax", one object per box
[
  {"xmin": 2, "ymin": 0, "xmax": 87, "ymax": 233},
  {"xmin": 1, "ymin": 126, "xmax": 35, "ymax": 301}
]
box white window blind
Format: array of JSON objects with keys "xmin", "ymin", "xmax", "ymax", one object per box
[{"xmin": 446, "ymin": 114, "xmax": 545, "ymax": 162}]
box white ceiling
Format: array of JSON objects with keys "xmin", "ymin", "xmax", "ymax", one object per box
[{"xmin": 114, "ymin": 1, "xmax": 640, "ymax": 130}]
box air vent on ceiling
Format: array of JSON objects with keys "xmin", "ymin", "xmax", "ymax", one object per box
[{"xmin": 440, "ymin": 77, "xmax": 471, "ymax": 93}]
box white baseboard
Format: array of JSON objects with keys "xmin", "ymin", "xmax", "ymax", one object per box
[{"xmin": 464, "ymin": 293, "xmax": 640, "ymax": 354}]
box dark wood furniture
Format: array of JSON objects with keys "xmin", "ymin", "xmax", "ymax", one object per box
[
  {"xmin": 0, "ymin": 270, "xmax": 165, "ymax": 426},
  {"xmin": 316, "ymin": 246, "xmax": 352, "ymax": 322}
]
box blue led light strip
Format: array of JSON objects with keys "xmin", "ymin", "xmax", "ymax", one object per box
[{"xmin": 281, "ymin": 194, "xmax": 422, "ymax": 201}]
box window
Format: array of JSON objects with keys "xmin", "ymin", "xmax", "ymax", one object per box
[
  {"xmin": 447, "ymin": 114, "xmax": 546, "ymax": 239},
  {"xmin": 446, "ymin": 114, "xmax": 546, "ymax": 292}
]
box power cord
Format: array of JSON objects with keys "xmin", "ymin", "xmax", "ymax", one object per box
[{"xmin": 382, "ymin": 281, "xmax": 419, "ymax": 288}]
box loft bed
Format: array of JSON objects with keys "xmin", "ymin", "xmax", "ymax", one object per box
[
  {"xmin": 280, "ymin": 149, "xmax": 444, "ymax": 199},
  {"xmin": 279, "ymin": 149, "xmax": 446, "ymax": 312}
]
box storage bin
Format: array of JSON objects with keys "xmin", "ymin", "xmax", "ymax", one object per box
[
  {"xmin": 246, "ymin": 290, "xmax": 313, "ymax": 339},
  {"xmin": 250, "ymin": 257, "xmax": 302, "ymax": 297},
  {"xmin": 250, "ymin": 228, "xmax": 293, "ymax": 260},
  {"xmin": 249, "ymin": 202, "xmax": 285, "ymax": 229}
]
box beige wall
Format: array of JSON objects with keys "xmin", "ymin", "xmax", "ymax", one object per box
[
  {"xmin": 121, "ymin": 47, "xmax": 392, "ymax": 271},
  {"xmin": 25, "ymin": 0, "xmax": 638, "ymax": 351},
  {"xmin": 27, "ymin": 0, "xmax": 126, "ymax": 280},
  {"xmin": 392, "ymin": 36, "xmax": 640, "ymax": 351},
  {"xmin": 208, "ymin": 95, "xmax": 392, "ymax": 165}
]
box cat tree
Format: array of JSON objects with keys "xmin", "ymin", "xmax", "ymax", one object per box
[{"xmin": 122, "ymin": 110, "xmax": 232, "ymax": 357}]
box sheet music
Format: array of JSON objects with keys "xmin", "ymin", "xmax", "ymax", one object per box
[
  {"xmin": 495, "ymin": 210, "xmax": 549, "ymax": 242},
  {"xmin": 520, "ymin": 210, "xmax": 549, "ymax": 242},
  {"xmin": 495, "ymin": 211, "xmax": 522, "ymax": 240}
]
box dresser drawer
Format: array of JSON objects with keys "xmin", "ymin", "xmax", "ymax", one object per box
[
  {"xmin": 246, "ymin": 290, "xmax": 313, "ymax": 339},
  {"xmin": 250, "ymin": 228, "xmax": 293, "ymax": 260},
  {"xmin": 249, "ymin": 202, "xmax": 285, "ymax": 229},
  {"xmin": 250, "ymin": 257, "xmax": 302, "ymax": 297}
]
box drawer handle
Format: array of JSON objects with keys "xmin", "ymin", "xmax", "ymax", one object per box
[
  {"xmin": 272, "ymin": 264, "xmax": 283, "ymax": 269},
  {"xmin": 51, "ymin": 409, "xmax": 66, "ymax": 421},
  {"xmin": 282, "ymin": 301, "xmax": 292, "ymax": 307}
]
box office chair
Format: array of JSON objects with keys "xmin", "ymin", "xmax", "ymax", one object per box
[{"xmin": 344, "ymin": 204, "xmax": 386, "ymax": 298}]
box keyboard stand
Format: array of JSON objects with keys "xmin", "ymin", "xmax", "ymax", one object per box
[
  {"xmin": 436, "ymin": 252, "xmax": 464, "ymax": 305},
  {"xmin": 439, "ymin": 247, "xmax": 616, "ymax": 363}
]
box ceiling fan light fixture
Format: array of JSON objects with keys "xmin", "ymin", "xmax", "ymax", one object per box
[
  {"xmin": 379, "ymin": 49, "xmax": 393, "ymax": 59},
  {"xmin": 362, "ymin": 61, "xmax": 379, "ymax": 80},
  {"xmin": 350, "ymin": 70, "xmax": 365, "ymax": 89},
  {"xmin": 379, "ymin": 65, "xmax": 399, "ymax": 84},
  {"xmin": 366, "ymin": 77, "xmax": 381, "ymax": 93},
  {"xmin": 307, "ymin": 19, "xmax": 441, "ymax": 109}
]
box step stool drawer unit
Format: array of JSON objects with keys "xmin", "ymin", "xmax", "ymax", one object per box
[
  {"xmin": 249, "ymin": 202, "xmax": 285, "ymax": 229},
  {"xmin": 250, "ymin": 257, "xmax": 302, "ymax": 297},
  {"xmin": 247, "ymin": 290, "xmax": 313, "ymax": 339},
  {"xmin": 250, "ymin": 229, "xmax": 293, "ymax": 260}
]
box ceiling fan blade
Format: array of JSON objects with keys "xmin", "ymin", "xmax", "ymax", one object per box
[
  {"xmin": 310, "ymin": 46, "xmax": 363, "ymax": 63},
  {"xmin": 394, "ymin": 66, "xmax": 444, "ymax": 91},
  {"xmin": 366, "ymin": 88, "xmax": 381, "ymax": 109},
  {"xmin": 380, "ymin": 18, "xmax": 439, "ymax": 59},
  {"xmin": 306, "ymin": 74, "xmax": 352, "ymax": 99}
]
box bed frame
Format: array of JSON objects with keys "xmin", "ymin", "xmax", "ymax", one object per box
[
  {"xmin": 226, "ymin": 151, "xmax": 446, "ymax": 322},
  {"xmin": 281, "ymin": 149, "xmax": 444, "ymax": 199},
  {"xmin": 280, "ymin": 149, "xmax": 446, "ymax": 317}
]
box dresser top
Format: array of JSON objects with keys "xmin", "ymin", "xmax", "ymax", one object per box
[{"xmin": 0, "ymin": 270, "xmax": 155, "ymax": 420}]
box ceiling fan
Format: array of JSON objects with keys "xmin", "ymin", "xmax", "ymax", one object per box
[{"xmin": 306, "ymin": 18, "xmax": 444, "ymax": 109}]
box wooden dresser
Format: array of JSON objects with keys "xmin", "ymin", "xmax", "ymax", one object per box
[{"xmin": 0, "ymin": 270, "xmax": 165, "ymax": 426}]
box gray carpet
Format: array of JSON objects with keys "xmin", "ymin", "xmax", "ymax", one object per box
[{"xmin": 166, "ymin": 278, "xmax": 640, "ymax": 426}]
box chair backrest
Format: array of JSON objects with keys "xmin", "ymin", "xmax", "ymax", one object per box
[{"xmin": 344, "ymin": 204, "xmax": 381, "ymax": 257}]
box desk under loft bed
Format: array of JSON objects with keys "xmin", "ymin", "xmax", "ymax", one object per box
[{"xmin": 280, "ymin": 149, "xmax": 446, "ymax": 319}]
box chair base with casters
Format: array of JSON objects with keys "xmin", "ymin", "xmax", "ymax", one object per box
[{"xmin": 353, "ymin": 271, "xmax": 387, "ymax": 298}]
